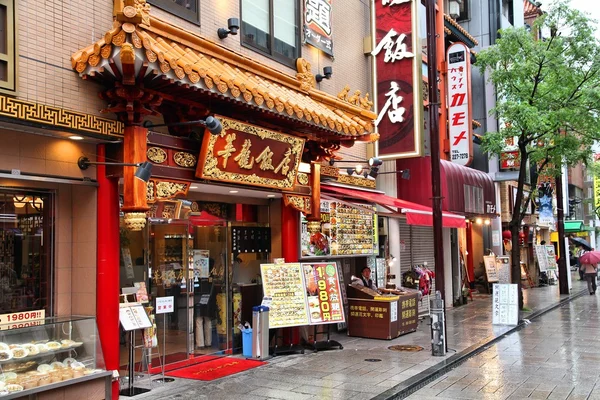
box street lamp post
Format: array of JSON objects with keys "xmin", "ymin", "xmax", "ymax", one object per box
[{"xmin": 426, "ymin": 0, "xmax": 447, "ymax": 355}]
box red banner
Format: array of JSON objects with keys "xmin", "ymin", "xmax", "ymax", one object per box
[{"xmin": 373, "ymin": 0, "xmax": 422, "ymax": 159}]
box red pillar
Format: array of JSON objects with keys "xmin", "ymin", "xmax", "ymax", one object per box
[
  {"xmin": 96, "ymin": 144, "xmax": 121, "ymax": 399},
  {"xmin": 281, "ymin": 202, "xmax": 300, "ymax": 344},
  {"xmin": 466, "ymin": 223, "xmax": 474, "ymax": 282}
]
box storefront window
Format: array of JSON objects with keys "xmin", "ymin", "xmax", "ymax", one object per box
[{"xmin": 0, "ymin": 190, "xmax": 52, "ymax": 315}]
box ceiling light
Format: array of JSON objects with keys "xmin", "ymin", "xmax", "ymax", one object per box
[
  {"xmin": 190, "ymin": 186, "xmax": 198, "ymax": 189},
  {"xmin": 229, "ymin": 190, "xmax": 239, "ymax": 193},
  {"xmin": 267, "ymin": 194, "xmax": 276, "ymax": 198},
  {"xmin": 355, "ymin": 164, "xmax": 363, "ymax": 174},
  {"xmin": 69, "ymin": 135, "xmax": 84, "ymax": 140}
]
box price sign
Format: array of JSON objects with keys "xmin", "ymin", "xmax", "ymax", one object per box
[
  {"xmin": 0, "ymin": 310, "xmax": 45, "ymax": 325},
  {"xmin": 302, "ymin": 262, "xmax": 345, "ymax": 325},
  {"xmin": 155, "ymin": 296, "xmax": 175, "ymax": 314}
]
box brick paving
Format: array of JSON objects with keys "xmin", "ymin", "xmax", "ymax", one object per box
[{"xmin": 128, "ymin": 278, "xmax": 587, "ymax": 400}]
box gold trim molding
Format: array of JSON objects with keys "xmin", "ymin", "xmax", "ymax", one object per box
[
  {"xmin": 337, "ymin": 174, "xmax": 376, "ymax": 189},
  {"xmin": 283, "ymin": 194, "xmax": 311, "ymax": 214},
  {"xmin": 0, "ymin": 94, "xmax": 123, "ymax": 136}
]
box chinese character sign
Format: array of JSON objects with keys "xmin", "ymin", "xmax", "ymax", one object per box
[
  {"xmin": 303, "ymin": 262, "xmax": 345, "ymax": 325},
  {"xmin": 197, "ymin": 116, "xmax": 305, "ymax": 190},
  {"xmin": 594, "ymin": 160, "xmax": 600, "ymax": 215},
  {"xmin": 304, "ymin": 0, "xmax": 333, "ymax": 56},
  {"xmin": 373, "ymin": 0, "xmax": 421, "ymax": 159},
  {"xmin": 447, "ymin": 42, "xmax": 472, "ymax": 166}
]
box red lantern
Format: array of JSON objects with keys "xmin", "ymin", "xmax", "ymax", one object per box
[
  {"xmin": 502, "ymin": 230, "xmax": 512, "ymax": 240},
  {"xmin": 519, "ymin": 231, "xmax": 526, "ymax": 246}
]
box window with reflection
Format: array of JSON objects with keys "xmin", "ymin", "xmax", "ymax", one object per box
[
  {"xmin": 241, "ymin": 0, "xmax": 300, "ymax": 67},
  {"xmin": 147, "ymin": 0, "xmax": 199, "ymax": 25},
  {"xmin": 0, "ymin": 190, "xmax": 53, "ymax": 315}
]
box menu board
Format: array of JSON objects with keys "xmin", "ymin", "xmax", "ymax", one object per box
[
  {"xmin": 119, "ymin": 304, "xmax": 153, "ymax": 331},
  {"xmin": 483, "ymin": 256, "xmax": 499, "ymax": 282},
  {"xmin": 546, "ymin": 245, "xmax": 558, "ymax": 271},
  {"xmin": 301, "ymin": 200, "xmax": 378, "ymax": 258},
  {"xmin": 232, "ymin": 227, "xmax": 272, "ymax": 253},
  {"xmin": 260, "ymin": 263, "xmax": 310, "ymax": 328},
  {"xmin": 302, "ymin": 262, "xmax": 345, "ymax": 325},
  {"xmin": 260, "ymin": 262, "xmax": 346, "ymax": 328},
  {"xmin": 534, "ymin": 245, "xmax": 549, "ymax": 272},
  {"xmin": 496, "ymin": 256, "xmax": 511, "ymax": 284}
]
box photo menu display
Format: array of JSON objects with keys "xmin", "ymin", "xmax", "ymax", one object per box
[
  {"xmin": 260, "ymin": 262, "xmax": 346, "ymax": 328},
  {"xmin": 301, "ymin": 200, "xmax": 378, "ymax": 258}
]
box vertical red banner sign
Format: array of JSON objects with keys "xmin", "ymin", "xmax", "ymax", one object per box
[
  {"xmin": 447, "ymin": 42, "xmax": 473, "ymax": 165},
  {"xmin": 373, "ymin": 0, "xmax": 422, "ymax": 159}
]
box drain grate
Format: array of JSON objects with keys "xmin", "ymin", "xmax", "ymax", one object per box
[
  {"xmin": 388, "ymin": 345, "xmax": 424, "ymax": 352},
  {"xmin": 364, "ymin": 358, "xmax": 382, "ymax": 362}
]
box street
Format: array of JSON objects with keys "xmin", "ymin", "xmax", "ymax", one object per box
[{"xmin": 408, "ymin": 291, "xmax": 600, "ymax": 400}]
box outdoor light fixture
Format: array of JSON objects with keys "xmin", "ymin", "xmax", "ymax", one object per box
[
  {"xmin": 142, "ymin": 116, "xmax": 223, "ymax": 136},
  {"xmin": 448, "ymin": 0, "xmax": 461, "ymax": 19},
  {"xmin": 316, "ymin": 66, "xmax": 333, "ymax": 82},
  {"xmin": 217, "ymin": 18, "xmax": 240, "ymax": 39},
  {"xmin": 355, "ymin": 164, "xmax": 363, "ymax": 174},
  {"xmin": 77, "ymin": 157, "xmax": 154, "ymax": 183},
  {"xmin": 369, "ymin": 169, "xmax": 410, "ymax": 180},
  {"xmin": 368, "ymin": 157, "xmax": 383, "ymax": 167}
]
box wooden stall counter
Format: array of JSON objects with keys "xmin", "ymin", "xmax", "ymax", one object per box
[{"xmin": 347, "ymin": 285, "xmax": 419, "ymax": 340}]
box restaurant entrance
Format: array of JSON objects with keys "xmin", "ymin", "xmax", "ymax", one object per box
[{"xmin": 145, "ymin": 214, "xmax": 231, "ymax": 371}]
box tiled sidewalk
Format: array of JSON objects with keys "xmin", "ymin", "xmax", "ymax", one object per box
[{"xmin": 130, "ymin": 278, "xmax": 587, "ymax": 400}]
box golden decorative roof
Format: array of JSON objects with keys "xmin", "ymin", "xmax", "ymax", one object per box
[
  {"xmin": 524, "ymin": 0, "xmax": 543, "ymax": 18},
  {"xmin": 444, "ymin": 14, "xmax": 479, "ymax": 46},
  {"xmin": 71, "ymin": 1, "xmax": 377, "ymax": 142}
]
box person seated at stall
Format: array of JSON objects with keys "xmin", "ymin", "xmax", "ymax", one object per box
[{"xmin": 352, "ymin": 266, "xmax": 379, "ymax": 292}]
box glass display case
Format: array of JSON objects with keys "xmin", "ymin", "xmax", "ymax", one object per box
[{"xmin": 0, "ymin": 316, "xmax": 108, "ymax": 396}]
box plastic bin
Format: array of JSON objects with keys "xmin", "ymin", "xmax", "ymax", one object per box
[{"xmin": 242, "ymin": 327, "xmax": 253, "ymax": 358}]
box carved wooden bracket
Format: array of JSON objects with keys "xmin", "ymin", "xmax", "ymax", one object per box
[
  {"xmin": 100, "ymin": 84, "xmax": 163, "ymax": 125},
  {"xmin": 283, "ymin": 194, "xmax": 312, "ymax": 214},
  {"xmin": 147, "ymin": 178, "xmax": 191, "ymax": 202}
]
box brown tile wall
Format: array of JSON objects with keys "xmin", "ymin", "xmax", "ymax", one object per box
[{"xmin": 0, "ymin": 129, "xmax": 97, "ymax": 317}]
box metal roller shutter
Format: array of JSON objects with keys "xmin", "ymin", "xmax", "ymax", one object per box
[
  {"xmin": 410, "ymin": 225, "xmax": 436, "ymax": 316},
  {"xmin": 399, "ymin": 218, "xmax": 412, "ymax": 273}
]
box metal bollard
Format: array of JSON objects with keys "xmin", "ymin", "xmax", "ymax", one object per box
[
  {"xmin": 251, "ymin": 305, "xmax": 270, "ymax": 360},
  {"xmin": 430, "ymin": 291, "xmax": 446, "ymax": 356}
]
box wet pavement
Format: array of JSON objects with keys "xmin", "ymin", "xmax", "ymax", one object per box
[
  {"xmin": 127, "ymin": 278, "xmax": 587, "ymax": 400},
  {"xmin": 408, "ymin": 282, "xmax": 600, "ymax": 400}
]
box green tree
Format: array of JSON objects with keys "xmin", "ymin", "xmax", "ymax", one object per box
[{"xmin": 476, "ymin": 0, "xmax": 600, "ymax": 308}]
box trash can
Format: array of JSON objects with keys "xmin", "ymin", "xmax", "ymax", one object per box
[
  {"xmin": 241, "ymin": 326, "xmax": 253, "ymax": 358},
  {"xmin": 251, "ymin": 305, "xmax": 270, "ymax": 360}
]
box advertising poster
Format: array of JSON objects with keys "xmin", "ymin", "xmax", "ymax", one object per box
[
  {"xmin": 302, "ymin": 262, "xmax": 345, "ymax": 325},
  {"xmin": 447, "ymin": 42, "xmax": 472, "ymax": 166},
  {"xmin": 534, "ymin": 245, "xmax": 549, "ymax": 272},
  {"xmin": 260, "ymin": 263, "xmax": 310, "ymax": 328},
  {"xmin": 304, "ymin": 0, "xmax": 334, "ymax": 56},
  {"xmin": 546, "ymin": 245, "xmax": 558, "ymax": 271},
  {"xmin": 192, "ymin": 249, "xmax": 210, "ymax": 280},
  {"xmin": 492, "ymin": 283, "xmax": 518, "ymax": 325}
]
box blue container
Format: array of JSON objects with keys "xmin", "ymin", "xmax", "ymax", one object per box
[{"xmin": 242, "ymin": 327, "xmax": 253, "ymax": 358}]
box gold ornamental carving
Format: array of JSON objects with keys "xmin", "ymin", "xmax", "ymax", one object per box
[
  {"xmin": 283, "ymin": 194, "xmax": 311, "ymax": 213},
  {"xmin": 146, "ymin": 181, "xmax": 155, "ymax": 202},
  {"xmin": 0, "ymin": 94, "xmax": 122, "ymax": 137},
  {"xmin": 320, "ymin": 164, "xmax": 340, "ymax": 178},
  {"xmin": 156, "ymin": 182, "xmax": 188, "ymax": 199},
  {"xmin": 198, "ymin": 116, "xmax": 305, "ymax": 190},
  {"xmin": 337, "ymin": 174, "xmax": 376, "ymax": 189},
  {"xmin": 147, "ymin": 147, "xmax": 167, "ymax": 164},
  {"xmin": 295, "ymin": 58, "xmax": 315, "ymax": 91},
  {"xmin": 337, "ymin": 85, "xmax": 373, "ymax": 111},
  {"xmin": 297, "ymin": 173, "xmax": 309, "ymax": 186},
  {"xmin": 173, "ymin": 152, "xmax": 197, "ymax": 168}
]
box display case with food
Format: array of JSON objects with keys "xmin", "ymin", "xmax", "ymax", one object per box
[{"xmin": 0, "ymin": 316, "xmax": 110, "ymax": 398}]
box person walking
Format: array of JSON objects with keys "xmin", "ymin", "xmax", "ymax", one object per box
[{"xmin": 581, "ymin": 262, "xmax": 598, "ymax": 295}]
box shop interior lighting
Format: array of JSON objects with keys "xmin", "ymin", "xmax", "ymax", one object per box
[
  {"xmin": 484, "ymin": 219, "xmax": 491, "ymax": 225},
  {"xmin": 69, "ymin": 135, "xmax": 84, "ymax": 140},
  {"xmin": 315, "ymin": 66, "xmax": 333, "ymax": 82},
  {"xmin": 77, "ymin": 157, "xmax": 153, "ymax": 183},
  {"xmin": 142, "ymin": 116, "xmax": 223, "ymax": 136},
  {"xmin": 217, "ymin": 18, "xmax": 240, "ymax": 39},
  {"xmin": 229, "ymin": 190, "xmax": 239, "ymax": 193},
  {"xmin": 476, "ymin": 218, "xmax": 483, "ymax": 225}
]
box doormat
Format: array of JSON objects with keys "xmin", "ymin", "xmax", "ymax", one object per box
[
  {"xmin": 388, "ymin": 345, "xmax": 424, "ymax": 352},
  {"xmin": 165, "ymin": 357, "xmax": 266, "ymax": 381}
]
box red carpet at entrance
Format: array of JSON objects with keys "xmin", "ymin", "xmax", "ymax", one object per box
[{"xmin": 165, "ymin": 357, "xmax": 266, "ymax": 381}]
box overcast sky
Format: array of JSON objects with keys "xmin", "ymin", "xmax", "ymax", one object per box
[{"xmin": 567, "ymin": 1, "xmax": 600, "ymax": 38}]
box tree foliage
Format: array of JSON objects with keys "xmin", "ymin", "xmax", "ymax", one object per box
[{"xmin": 475, "ymin": 0, "xmax": 600, "ymax": 306}]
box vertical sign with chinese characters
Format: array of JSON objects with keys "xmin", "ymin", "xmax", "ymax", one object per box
[
  {"xmin": 304, "ymin": 0, "xmax": 333, "ymax": 56},
  {"xmin": 373, "ymin": 0, "xmax": 423, "ymax": 159},
  {"xmin": 447, "ymin": 42, "xmax": 472, "ymax": 166},
  {"xmin": 594, "ymin": 159, "xmax": 600, "ymax": 217},
  {"xmin": 492, "ymin": 284, "xmax": 518, "ymax": 325},
  {"xmin": 303, "ymin": 262, "xmax": 345, "ymax": 325}
]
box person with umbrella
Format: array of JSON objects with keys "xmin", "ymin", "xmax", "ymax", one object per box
[
  {"xmin": 570, "ymin": 237, "xmax": 593, "ymax": 280},
  {"xmin": 579, "ymin": 250, "xmax": 600, "ymax": 295}
]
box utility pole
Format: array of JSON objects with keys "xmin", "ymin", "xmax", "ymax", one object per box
[
  {"xmin": 555, "ymin": 173, "xmax": 569, "ymax": 294},
  {"xmin": 426, "ymin": 0, "xmax": 445, "ymax": 302},
  {"xmin": 426, "ymin": 0, "xmax": 447, "ymax": 355}
]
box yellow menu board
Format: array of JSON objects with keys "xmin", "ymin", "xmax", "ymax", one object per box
[{"xmin": 260, "ymin": 263, "xmax": 310, "ymax": 328}]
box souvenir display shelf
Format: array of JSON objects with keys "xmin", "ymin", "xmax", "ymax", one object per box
[{"xmin": 0, "ymin": 316, "xmax": 111, "ymax": 398}]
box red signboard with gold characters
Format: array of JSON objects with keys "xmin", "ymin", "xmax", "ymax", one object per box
[{"xmin": 196, "ymin": 116, "xmax": 305, "ymax": 190}]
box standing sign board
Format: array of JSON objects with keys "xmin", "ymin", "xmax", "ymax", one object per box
[
  {"xmin": 260, "ymin": 262, "xmax": 346, "ymax": 329},
  {"xmin": 492, "ymin": 284, "xmax": 519, "ymax": 325},
  {"xmin": 545, "ymin": 245, "xmax": 558, "ymax": 271},
  {"xmin": 496, "ymin": 256, "xmax": 511, "ymax": 284},
  {"xmin": 373, "ymin": 0, "xmax": 423, "ymax": 159},
  {"xmin": 534, "ymin": 245, "xmax": 549, "ymax": 272},
  {"xmin": 119, "ymin": 304, "xmax": 152, "ymax": 331},
  {"xmin": 483, "ymin": 256, "xmax": 499, "ymax": 282},
  {"xmin": 446, "ymin": 42, "xmax": 473, "ymax": 166},
  {"xmin": 304, "ymin": 0, "xmax": 333, "ymax": 56}
]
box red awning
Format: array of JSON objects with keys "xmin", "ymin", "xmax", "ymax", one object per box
[{"xmin": 321, "ymin": 184, "xmax": 466, "ymax": 228}]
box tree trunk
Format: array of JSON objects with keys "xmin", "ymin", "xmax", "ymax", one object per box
[{"xmin": 510, "ymin": 144, "xmax": 530, "ymax": 311}]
